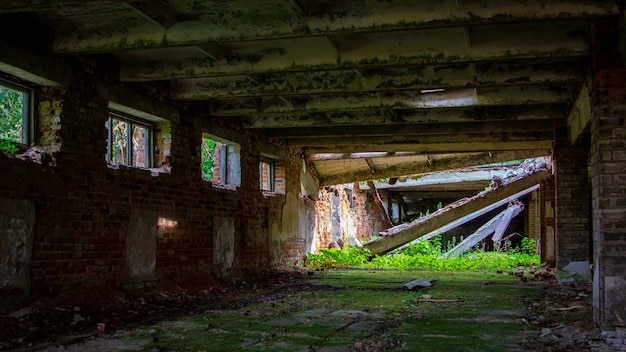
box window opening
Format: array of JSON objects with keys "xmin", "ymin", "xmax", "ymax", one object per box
[
  {"xmin": 260, "ymin": 159, "xmax": 274, "ymax": 192},
  {"xmin": 201, "ymin": 134, "xmax": 241, "ymax": 187},
  {"xmin": 0, "ymin": 79, "xmax": 30, "ymax": 149},
  {"xmin": 106, "ymin": 111, "xmax": 152, "ymax": 168}
]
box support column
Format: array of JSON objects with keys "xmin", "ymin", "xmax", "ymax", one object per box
[
  {"xmin": 589, "ymin": 17, "xmax": 626, "ymax": 328},
  {"xmin": 553, "ymin": 132, "xmax": 590, "ymax": 269}
]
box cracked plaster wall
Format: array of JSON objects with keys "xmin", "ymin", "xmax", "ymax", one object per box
[{"xmin": 0, "ymin": 199, "xmax": 35, "ymax": 312}]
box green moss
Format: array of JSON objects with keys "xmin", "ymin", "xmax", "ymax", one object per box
[{"xmin": 117, "ymin": 270, "xmax": 537, "ymax": 351}]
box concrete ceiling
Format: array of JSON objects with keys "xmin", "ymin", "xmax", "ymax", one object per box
[{"xmin": 0, "ymin": 0, "xmax": 618, "ymax": 186}]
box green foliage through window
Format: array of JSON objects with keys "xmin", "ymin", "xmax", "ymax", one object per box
[
  {"xmin": 0, "ymin": 82, "xmax": 27, "ymax": 153},
  {"xmin": 201, "ymin": 136, "xmax": 217, "ymax": 180}
]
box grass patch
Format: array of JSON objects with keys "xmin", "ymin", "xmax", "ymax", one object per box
[{"xmin": 306, "ymin": 236, "xmax": 541, "ymax": 272}]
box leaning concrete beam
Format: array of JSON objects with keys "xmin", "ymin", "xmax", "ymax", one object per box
[
  {"xmin": 364, "ymin": 169, "xmax": 551, "ymax": 255},
  {"xmin": 0, "ymin": 38, "xmax": 71, "ymax": 86}
]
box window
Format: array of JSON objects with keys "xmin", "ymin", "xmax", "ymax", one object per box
[
  {"xmin": 260, "ymin": 158, "xmax": 274, "ymax": 192},
  {"xmin": 201, "ymin": 133, "xmax": 241, "ymax": 187},
  {"xmin": 106, "ymin": 111, "xmax": 152, "ymax": 167},
  {"xmin": 0, "ymin": 79, "xmax": 30, "ymax": 147}
]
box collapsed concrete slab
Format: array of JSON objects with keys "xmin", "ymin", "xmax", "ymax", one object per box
[{"xmin": 364, "ymin": 167, "xmax": 552, "ymax": 256}]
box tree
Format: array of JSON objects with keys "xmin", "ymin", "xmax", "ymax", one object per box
[
  {"xmin": 201, "ymin": 137, "xmax": 217, "ymax": 180},
  {"xmin": 0, "ymin": 85, "xmax": 23, "ymax": 152}
]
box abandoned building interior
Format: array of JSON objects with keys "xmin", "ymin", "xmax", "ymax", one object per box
[{"xmin": 1, "ymin": 0, "xmax": 626, "ymax": 336}]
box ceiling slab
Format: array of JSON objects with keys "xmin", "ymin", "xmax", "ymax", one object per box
[{"xmin": 0, "ymin": 0, "xmax": 615, "ymax": 184}]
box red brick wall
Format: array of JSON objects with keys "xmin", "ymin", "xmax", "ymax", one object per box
[
  {"xmin": 0, "ymin": 58, "xmax": 304, "ymax": 303},
  {"xmin": 315, "ymin": 185, "xmax": 388, "ymax": 250}
]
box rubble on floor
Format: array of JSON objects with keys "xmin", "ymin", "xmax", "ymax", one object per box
[
  {"xmin": 521, "ymin": 277, "xmax": 626, "ymax": 351},
  {"xmin": 2, "ymin": 267, "xmax": 626, "ymax": 351}
]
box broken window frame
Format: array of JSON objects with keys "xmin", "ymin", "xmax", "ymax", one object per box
[
  {"xmin": 106, "ymin": 110, "xmax": 153, "ymax": 168},
  {"xmin": 259, "ymin": 157, "xmax": 275, "ymax": 192},
  {"xmin": 0, "ymin": 78, "xmax": 33, "ymax": 146}
]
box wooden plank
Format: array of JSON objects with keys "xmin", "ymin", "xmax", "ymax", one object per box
[{"xmin": 364, "ymin": 169, "xmax": 552, "ymax": 255}]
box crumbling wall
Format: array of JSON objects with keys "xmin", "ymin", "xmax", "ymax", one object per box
[
  {"xmin": 268, "ymin": 150, "xmax": 308, "ymax": 267},
  {"xmin": 315, "ymin": 185, "xmax": 387, "ymax": 250}
]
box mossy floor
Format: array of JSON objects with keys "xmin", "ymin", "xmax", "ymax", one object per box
[{"xmin": 43, "ymin": 270, "xmax": 539, "ymax": 351}]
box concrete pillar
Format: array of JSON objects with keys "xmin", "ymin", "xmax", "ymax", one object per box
[
  {"xmin": 553, "ymin": 132, "xmax": 590, "ymax": 269},
  {"xmin": 589, "ymin": 17, "xmax": 626, "ymax": 328}
]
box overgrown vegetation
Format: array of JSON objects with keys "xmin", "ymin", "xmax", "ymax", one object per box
[
  {"xmin": 306, "ymin": 236, "xmax": 540, "ymax": 272},
  {"xmin": 201, "ymin": 136, "xmax": 217, "ymax": 180},
  {"xmin": 0, "ymin": 84, "xmax": 23, "ymax": 153}
]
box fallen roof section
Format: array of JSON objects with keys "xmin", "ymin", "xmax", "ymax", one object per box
[
  {"xmin": 442, "ymin": 201, "xmax": 524, "ymax": 258},
  {"xmin": 363, "ymin": 165, "xmax": 552, "ymax": 256}
]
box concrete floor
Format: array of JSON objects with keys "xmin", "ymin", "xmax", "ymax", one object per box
[{"xmin": 10, "ymin": 269, "xmax": 606, "ymax": 352}]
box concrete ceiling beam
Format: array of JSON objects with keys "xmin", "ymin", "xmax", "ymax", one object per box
[
  {"xmin": 171, "ymin": 59, "xmax": 583, "ymax": 99},
  {"xmin": 318, "ymin": 149, "xmax": 550, "ymax": 185},
  {"xmin": 243, "ymin": 104, "xmax": 565, "ymax": 128},
  {"xmin": 214, "ymin": 85, "xmax": 572, "ymax": 116},
  {"xmin": 32, "ymin": 0, "xmax": 615, "ymax": 54},
  {"xmin": 304, "ymin": 140, "xmax": 553, "ymax": 155},
  {"xmin": 267, "ymin": 120, "xmax": 554, "ymax": 139},
  {"xmin": 117, "ymin": 21, "xmax": 588, "ymax": 80}
]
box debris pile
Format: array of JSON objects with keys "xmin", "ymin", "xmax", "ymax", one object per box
[
  {"xmin": 522, "ymin": 278, "xmax": 626, "ymax": 351},
  {"xmin": 0, "ymin": 270, "xmax": 311, "ymax": 350}
]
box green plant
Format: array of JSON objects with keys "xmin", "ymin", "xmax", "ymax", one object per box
[
  {"xmin": 0, "ymin": 85, "xmax": 23, "ymax": 144},
  {"xmin": 0, "ymin": 139, "xmax": 18, "ymax": 154},
  {"xmin": 305, "ymin": 237, "xmax": 541, "ymax": 273},
  {"xmin": 520, "ymin": 237, "xmax": 536, "ymax": 255},
  {"xmin": 200, "ymin": 137, "xmax": 217, "ymax": 180}
]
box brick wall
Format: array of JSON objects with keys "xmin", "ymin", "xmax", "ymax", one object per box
[
  {"xmin": 588, "ymin": 17, "xmax": 626, "ymax": 328},
  {"xmin": 315, "ymin": 185, "xmax": 388, "ymax": 250},
  {"xmin": 0, "ymin": 57, "xmax": 305, "ymax": 307},
  {"xmin": 553, "ymin": 129, "xmax": 590, "ymax": 269}
]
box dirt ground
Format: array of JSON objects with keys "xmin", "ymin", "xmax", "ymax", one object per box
[{"xmin": 0, "ymin": 268, "xmax": 623, "ymax": 352}]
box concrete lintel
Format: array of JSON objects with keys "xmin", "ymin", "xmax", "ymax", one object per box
[
  {"xmin": 97, "ymin": 80, "xmax": 178, "ymax": 122},
  {"xmin": 200, "ymin": 119, "xmax": 247, "ymax": 147},
  {"xmin": 0, "ymin": 38, "xmax": 71, "ymax": 86},
  {"xmin": 257, "ymin": 140, "xmax": 288, "ymax": 160},
  {"xmin": 567, "ymin": 79, "xmax": 591, "ymax": 146}
]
